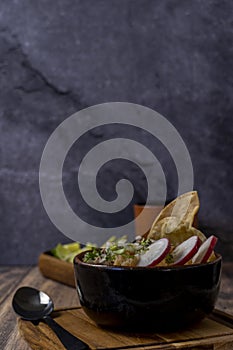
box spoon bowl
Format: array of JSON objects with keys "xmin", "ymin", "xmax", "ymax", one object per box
[{"xmin": 12, "ymin": 286, "xmax": 54, "ymax": 320}]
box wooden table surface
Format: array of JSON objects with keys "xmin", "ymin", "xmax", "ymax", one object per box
[{"xmin": 0, "ymin": 263, "xmax": 233, "ymax": 350}]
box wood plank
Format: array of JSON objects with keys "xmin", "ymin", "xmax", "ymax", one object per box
[
  {"xmin": 0, "ymin": 266, "xmax": 31, "ymax": 305},
  {"xmin": 18, "ymin": 307, "xmax": 233, "ymax": 350}
]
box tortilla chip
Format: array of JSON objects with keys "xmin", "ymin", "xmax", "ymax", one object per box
[
  {"xmin": 148, "ymin": 191, "xmax": 199, "ymax": 239},
  {"xmin": 149, "ymin": 220, "xmax": 206, "ymax": 246},
  {"xmin": 148, "ymin": 217, "xmax": 179, "ymax": 238}
]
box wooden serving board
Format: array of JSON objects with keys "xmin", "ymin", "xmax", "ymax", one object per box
[
  {"xmin": 38, "ymin": 252, "xmax": 76, "ymax": 287},
  {"xmin": 18, "ymin": 307, "xmax": 233, "ymax": 350}
]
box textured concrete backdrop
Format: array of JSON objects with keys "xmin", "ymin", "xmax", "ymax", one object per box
[{"xmin": 1, "ymin": 0, "xmax": 233, "ymax": 264}]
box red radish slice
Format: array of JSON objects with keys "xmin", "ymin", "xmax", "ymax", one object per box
[
  {"xmin": 192, "ymin": 235, "xmax": 218, "ymax": 264},
  {"xmin": 138, "ymin": 238, "xmax": 171, "ymax": 267},
  {"xmin": 172, "ymin": 236, "xmax": 201, "ymax": 266}
]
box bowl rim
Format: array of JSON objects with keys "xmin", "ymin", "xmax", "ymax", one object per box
[{"xmin": 73, "ymin": 251, "xmax": 222, "ymax": 271}]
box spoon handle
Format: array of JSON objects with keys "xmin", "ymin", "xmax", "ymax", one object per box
[{"xmin": 43, "ymin": 315, "xmax": 89, "ymax": 350}]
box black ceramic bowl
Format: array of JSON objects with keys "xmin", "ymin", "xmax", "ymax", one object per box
[{"xmin": 73, "ymin": 253, "xmax": 222, "ymax": 331}]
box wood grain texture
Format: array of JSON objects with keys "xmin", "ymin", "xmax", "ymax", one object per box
[
  {"xmin": 0, "ymin": 262, "xmax": 232, "ymax": 350},
  {"xmin": 18, "ymin": 307, "xmax": 233, "ymax": 350},
  {"xmin": 0, "ymin": 266, "xmax": 31, "ymax": 305},
  {"xmin": 38, "ymin": 252, "xmax": 76, "ymax": 287}
]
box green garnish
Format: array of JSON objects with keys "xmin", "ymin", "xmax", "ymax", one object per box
[
  {"xmin": 165, "ymin": 253, "xmax": 174, "ymax": 264},
  {"xmin": 83, "ymin": 248, "xmax": 100, "ymax": 263}
]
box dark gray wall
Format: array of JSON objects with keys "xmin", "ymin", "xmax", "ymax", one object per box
[{"xmin": 1, "ymin": 0, "xmax": 233, "ymax": 264}]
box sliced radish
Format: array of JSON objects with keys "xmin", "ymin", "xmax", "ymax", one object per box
[
  {"xmin": 192, "ymin": 235, "xmax": 218, "ymax": 264},
  {"xmin": 137, "ymin": 238, "xmax": 171, "ymax": 267},
  {"xmin": 172, "ymin": 236, "xmax": 201, "ymax": 266}
]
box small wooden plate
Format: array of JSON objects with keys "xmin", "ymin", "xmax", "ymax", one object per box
[
  {"xmin": 38, "ymin": 252, "xmax": 75, "ymax": 287},
  {"xmin": 18, "ymin": 307, "xmax": 233, "ymax": 350}
]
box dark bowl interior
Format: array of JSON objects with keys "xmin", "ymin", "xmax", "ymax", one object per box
[{"xmin": 73, "ymin": 252, "xmax": 222, "ymax": 332}]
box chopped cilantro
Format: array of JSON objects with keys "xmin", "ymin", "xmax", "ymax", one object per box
[{"xmin": 83, "ymin": 248, "xmax": 100, "ymax": 262}]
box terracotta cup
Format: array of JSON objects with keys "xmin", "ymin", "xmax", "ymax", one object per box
[{"xmin": 133, "ymin": 203, "xmax": 164, "ymax": 237}]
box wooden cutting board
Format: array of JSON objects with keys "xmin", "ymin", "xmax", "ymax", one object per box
[{"xmin": 18, "ymin": 307, "xmax": 233, "ymax": 350}]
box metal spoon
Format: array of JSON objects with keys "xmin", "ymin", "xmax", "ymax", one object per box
[{"xmin": 12, "ymin": 286, "xmax": 89, "ymax": 350}]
